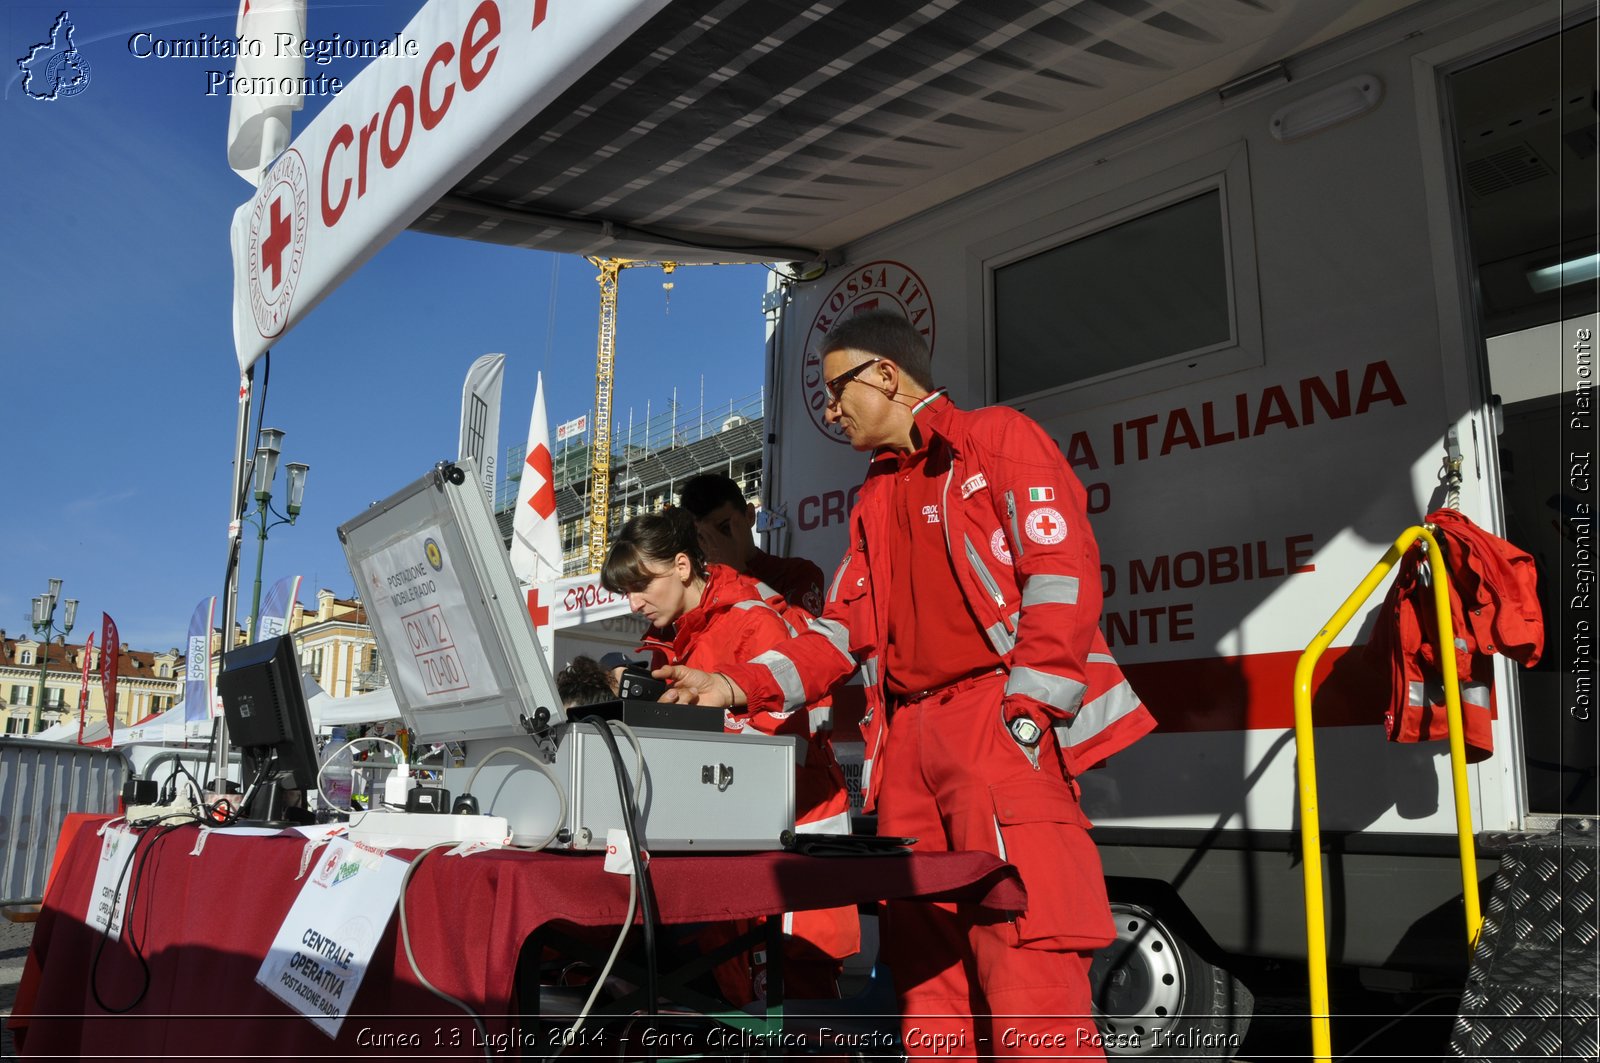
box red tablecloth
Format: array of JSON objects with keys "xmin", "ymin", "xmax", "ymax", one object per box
[{"xmin": 12, "ymin": 817, "xmax": 1023, "ymax": 1059}]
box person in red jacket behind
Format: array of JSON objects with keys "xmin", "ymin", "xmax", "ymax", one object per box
[
  {"xmin": 679, "ymin": 472, "xmax": 827, "ymax": 617},
  {"xmin": 658, "ymin": 311, "xmax": 1155, "ymax": 1058},
  {"xmin": 600, "ymin": 509, "xmax": 857, "ymax": 1004}
]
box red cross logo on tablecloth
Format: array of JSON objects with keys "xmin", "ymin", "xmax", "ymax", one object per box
[
  {"xmin": 261, "ymin": 197, "xmax": 292, "ymax": 290},
  {"xmin": 525, "ymin": 443, "xmax": 556, "ymax": 520},
  {"xmin": 526, "ymin": 587, "xmax": 549, "ymax": 628}
]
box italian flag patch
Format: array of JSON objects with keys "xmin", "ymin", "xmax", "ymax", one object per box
[{"xmin": 1028, "ymin": 487, "xmax": 1055, "ymax": 502}]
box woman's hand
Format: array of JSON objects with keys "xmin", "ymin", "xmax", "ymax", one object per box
[{"xmin": 654, "ymin": 666, "xmax": 745, "ymax": 707}]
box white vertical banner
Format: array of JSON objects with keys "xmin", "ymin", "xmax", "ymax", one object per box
[
  {"xmin": 509, "ymin": 373, "xmax": 562, "ymax": 671},
  {"xmin": 226, "ymin": 0, "xmax": 308, "ymax": 185},
  {"xmin": 459, "ymin": 353, "xmax": 506, "ymax": 510}
]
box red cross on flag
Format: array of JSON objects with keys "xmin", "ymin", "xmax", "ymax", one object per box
[
  {"xmin": 510, "ymin": 373, "xmax": 562, "ymax": 670},
  {"xmin": 226, "ymin": 0, "xmax": 307, "ymax": 186}
]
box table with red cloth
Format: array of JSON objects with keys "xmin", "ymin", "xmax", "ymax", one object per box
[{"xmin": 10, "ymin": 816, "xmax": 1023, "ymax": 1060}]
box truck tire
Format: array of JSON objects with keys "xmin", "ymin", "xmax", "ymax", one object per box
[{"xmin": 1090, "ymin": 902, "xmax": 1253, "ymax": 1058}]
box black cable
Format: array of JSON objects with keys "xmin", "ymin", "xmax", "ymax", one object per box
[
  {"xmin": 580, "ymin": 715, "xmax": 660, "ymax": 1016},
  {"xmin": 89, "ymin": 818, "xmax": 204, "ymax": 1013}
]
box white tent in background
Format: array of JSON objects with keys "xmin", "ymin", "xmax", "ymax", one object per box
[
  {"xmin": 113, "ymin": 704, "xmax": 201, "ymax": 746},
  {"xmin": 34, "ymin": 717, "xmax": 110, "ymax": 745}
]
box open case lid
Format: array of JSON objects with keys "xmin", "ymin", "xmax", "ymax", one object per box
[{"xmin": 336, "ymin": 458, "xmax": 562, "ymax": 743}]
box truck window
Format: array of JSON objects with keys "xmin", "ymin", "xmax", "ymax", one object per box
[{"xmin": 994, "ymin": 188, "xmax": 1232, "ymax": 400}]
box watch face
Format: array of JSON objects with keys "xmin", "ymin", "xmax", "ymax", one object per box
[{"xmin": 1010, "ymin": 717, "xmax": 1042, "ymax": 745}]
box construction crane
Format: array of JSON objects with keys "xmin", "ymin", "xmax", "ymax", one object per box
[
  {"xmin": 584, "ymin": 257, "xmax": 743, "ymax": 571},
  {"xmin": 581, "ymin": 258, "xmax": 681, "ymax": 572},
  {"xmin": 585, "ymin": 257, "xmax": 745, "ymax": 571}
]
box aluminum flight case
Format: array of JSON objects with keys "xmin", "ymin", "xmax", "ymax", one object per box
[{"xmin": 445, "ymin": 725, "xmax": 798, "ymax": 851}]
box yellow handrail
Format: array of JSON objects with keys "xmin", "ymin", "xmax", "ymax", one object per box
[{"xmin": 1292, "ymin": 525, "xmax": 1483, "ymax": 1061}]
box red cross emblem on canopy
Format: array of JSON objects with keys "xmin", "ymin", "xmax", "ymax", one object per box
[{"xmin": 261, "ymin": 197, "xmax": 292, "ymax": 291}]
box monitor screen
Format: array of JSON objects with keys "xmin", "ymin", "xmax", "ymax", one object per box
[{"xmin": 218, "ymin": 635, "xmax": 321, "ymax": 801}]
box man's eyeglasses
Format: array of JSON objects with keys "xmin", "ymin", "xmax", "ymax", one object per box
[{"xmin": 823, "ymin": 357, "xmax": 883, "ymax": 406}]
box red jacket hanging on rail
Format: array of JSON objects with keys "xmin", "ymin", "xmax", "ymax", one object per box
[{"xmin": 1366, "ymin": 507, "xmax": 1543, "ymax": 761}]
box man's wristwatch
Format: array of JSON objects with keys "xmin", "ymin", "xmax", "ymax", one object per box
[{"xmin": 1007, "ymin": 714, "xmax": 1044, "ymax": 747}]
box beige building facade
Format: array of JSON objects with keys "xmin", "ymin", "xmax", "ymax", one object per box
[{"xmin": 1, "ymin": 632, "xmax": 182, "ymax": 736}]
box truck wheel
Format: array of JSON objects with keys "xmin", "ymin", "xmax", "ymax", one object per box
[{"xmin": 1090, "ymin": 902, "xmax": 1253, "ymax": 1058}]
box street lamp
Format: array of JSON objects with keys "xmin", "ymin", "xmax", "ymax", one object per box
[
  {"xmin": 245, "ymin": 427, "xmax": 310, "ymax": 639},
  {"xmin": 29, "ymin": 578, "xmax": 78, "ymax": 734}
]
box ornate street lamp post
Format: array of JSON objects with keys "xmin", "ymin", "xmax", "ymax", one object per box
[
  {"xmin": 244, "ymin": 428, "xmax": 309, "ymax": 640},
  {"xmin": 29, "ymin": 578, "xmax": 78, "ymax": 734}
]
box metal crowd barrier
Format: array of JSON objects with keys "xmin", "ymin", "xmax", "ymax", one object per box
[{"xmin": 0, "ymin": 738, "xmax": 128, "ymax": 908}]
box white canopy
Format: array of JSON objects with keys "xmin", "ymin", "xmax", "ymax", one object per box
[
  {"xmin": 34, "ymin": 717, "xmax": 111, "ymax": 745},
  {"xmin": 231, "ymin": 0, "xmax": 1423, "ymax": 369}
]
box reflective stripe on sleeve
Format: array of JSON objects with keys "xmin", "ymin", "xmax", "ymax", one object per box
[
  {"xmin": 857, "ymin": 655, "xmax": 880, "ymax": 687},
  {"xmin": 731, "ymin": 598, "xmax": 799, "ymax": 637},
  {"xmin": 1005, "ymin": 665, "xmax": 1087, "ymax": 714},
  {"xmin": 752, "ymin": 649, "xmax": 808, "ymax": 709},
  {"xmin": 808, "ymin": 703, "xmax": 833, "ymax": 733},
  {"xmin": 811, "ymin": 616, "xmax": 852, "ymax": 661},
  {"xmin": 1057, "ymin": 679, "xmax": 1142, "ymax": 747},
  {"xmin": 1021, "ymin": 574, "xmax": 1080, "ymax": 608}
]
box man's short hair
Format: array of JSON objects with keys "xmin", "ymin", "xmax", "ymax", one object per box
[
  {"xmin": 679, "ymin": 473, "xmax": 746, "ymax": 519},
  {"xmin": 557, "ymin": 655, "xmax": 615, "ymax": 709},
  {"xmin": 821, "ymin": 310, "xmax": 934, "ymax": 389}
]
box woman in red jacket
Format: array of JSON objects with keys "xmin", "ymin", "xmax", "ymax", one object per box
[{"xmin": 601, "ymin": 509, "xmax": 857, "ymax": 1004}]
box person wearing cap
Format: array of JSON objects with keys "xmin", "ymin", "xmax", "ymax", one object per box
[
  {"xmin": 657, "ymin": 310, "xmax": 1155, "ymax": 1058},
  {"xmin": 679, "ymin": 473, "xmax": 827, "ymax": 617},
  {"xmin": 600, "ymin": 508, "xmax": 857, "ymax": 1005}
]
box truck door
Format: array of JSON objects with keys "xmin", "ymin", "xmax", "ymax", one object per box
[{"xmin": 1445, "ymin": 18, "xmax": 1597, "ymax": 818}]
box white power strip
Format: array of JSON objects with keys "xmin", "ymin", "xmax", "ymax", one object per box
[
  {"xmin": 125, "ymin": 797, "xmax": 203, "ymax": 824},
  {"xmin": 346, "ymin": 810, "xmax": 511, "ymax": 849}
]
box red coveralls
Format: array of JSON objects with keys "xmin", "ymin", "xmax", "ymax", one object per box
[
  {"xmin": 724, "ymin": 394, "xmax": 1155, "ymax": 1057},
  {"xmin": 747, "ymin": 549, "xmax": 828, "ymax": 618},
  {"xmin": 643, "ymin": 564, "xmax": 857, "ymax": 1003}
]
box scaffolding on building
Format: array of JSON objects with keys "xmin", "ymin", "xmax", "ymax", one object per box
[{"xmin": 497, "ymin": 387, "xmax": 765, "ymax": 575}]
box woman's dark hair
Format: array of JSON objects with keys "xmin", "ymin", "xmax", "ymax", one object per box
[{"xmin": 600, "ymin": 508, "xmax": 707, "ymax": 594}]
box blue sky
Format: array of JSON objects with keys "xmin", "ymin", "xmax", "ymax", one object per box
[{"xmin": 2, "ymin": 1, "xmax": 770, "ymax": 651}]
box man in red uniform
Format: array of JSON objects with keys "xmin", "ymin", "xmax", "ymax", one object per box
[
  {"xmin": 679, "ymin": 472, "xmax": 827, "ymax": 617},
  {"xmin": 660, "ymin": 310, "xmax": 1154, "ymax": 1058}
]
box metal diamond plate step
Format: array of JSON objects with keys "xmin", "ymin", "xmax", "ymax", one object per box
[{"xmin": 1452, "ymin": 819, "xmax": 1600, "ymax": 1059}]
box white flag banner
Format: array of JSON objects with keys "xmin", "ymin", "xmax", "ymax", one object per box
[
  {"xmin": 230, "ymin": 0, "xmax": 676, "ymax": 369},
  {"xmin": 226, "ymin": 0, "xmax": 309, "ymax": 185},
  {"xmin": 459, "ymin": 353, "xmax": 505, "ymax": 509},
  {"xmin": 509, "ymin": 373, "xmax": 561, "ymax": 670}
]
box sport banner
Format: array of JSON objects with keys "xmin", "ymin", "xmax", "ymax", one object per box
[
  {"xmin": 256, "ymin": 575, "xmax": 303, "ymax": 642},
  {"xmin": 185, "ymin": 597, "xmax": 217, "ymax": 723}
]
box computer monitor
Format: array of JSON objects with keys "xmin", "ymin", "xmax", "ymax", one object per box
[{"xmin": 218, "ymin": 635, "xmax": 320, "ymax": 822}]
